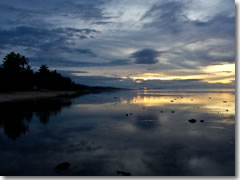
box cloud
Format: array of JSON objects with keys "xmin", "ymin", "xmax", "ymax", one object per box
[
  {"xmin": 67, "ymin": 49, "xmax": 97, "ymax": 57},
  {"xmin": 0, "ymin": 0, "xmax": 113, "ymax": 26},
  {"xmin": 140, "ymin": 0, "xmax": 234, "ymax": 38},
  {"xmin": 107, "ymin": 59, "xmax": 131, "ymax": 66},
  {"xmin": 0, "ymin": 26, "xmax": 101, "ymax": 63},
  {"xmin": 0, "ymin": 26, "xmax": 99, "ymax": 49},
  {"xmin": 57, "ymin": 0, "xmax": 113, "ymax": 20},
  {"xmin": 29, "ymin": 56, "xmax": 131, "ymax": 68},
  {"xmin": 140, "ymin": 1, "xmax": 187, "ymax": 33},
  {"xmin": 92, "ymin": 21, "xmax": 113, "ymax": 25},
  {"xmin": 130, "ymin": 49, "xmax": 163, "ymax": 64},
  {"xmin": 0, "ymin": 0, "xmax": 235, "ymax": 89}
]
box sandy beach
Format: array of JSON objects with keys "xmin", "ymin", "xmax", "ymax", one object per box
[{"xmin": 0, "ymin": 91, "xmax": 80, "ymax": 103}]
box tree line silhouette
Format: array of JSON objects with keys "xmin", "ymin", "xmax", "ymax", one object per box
[{"xmin": 0, "ymin": 52, "xmax": 88, "ymax": 92}]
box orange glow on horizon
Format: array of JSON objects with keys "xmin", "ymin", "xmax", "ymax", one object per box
[{"xmin": 121, "ymin": 63, "xmax": 235, "ymax": 84}]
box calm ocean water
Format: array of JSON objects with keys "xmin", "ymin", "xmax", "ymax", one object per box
[{"xmin": 0, "ymin": 90, "xmax": 235, "ymax": 176}]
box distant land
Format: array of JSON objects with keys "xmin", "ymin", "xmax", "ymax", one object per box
[{"xmin": 0, "ymin": 52, "xmax": 123, "ymax": 102}]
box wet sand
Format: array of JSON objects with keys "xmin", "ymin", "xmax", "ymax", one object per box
[{"xmin": 0, "ymin": 91, "xmax": 80, "ymax": 103}]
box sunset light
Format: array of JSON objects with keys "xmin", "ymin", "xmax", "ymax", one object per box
[{"xmin": 121, "ymin": 63, "xmax": 235, "ymax": 84}]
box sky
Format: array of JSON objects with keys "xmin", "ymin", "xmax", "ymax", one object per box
[{"xmin": 0, "ymin": 0, "xmax": 235, "ymax": 89}]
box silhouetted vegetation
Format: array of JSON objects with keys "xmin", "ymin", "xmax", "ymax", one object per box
[{"xmin": 0, "ymin": 52, "xmax": 88, "ymax": 92}]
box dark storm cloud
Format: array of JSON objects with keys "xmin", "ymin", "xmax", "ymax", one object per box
[{"xmin": 130, "ymin": 49, "xmax": 164, "ymax": 64}]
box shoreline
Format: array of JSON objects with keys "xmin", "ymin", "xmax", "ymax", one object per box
[{"xmin": 0, "ymin": 90, "xmax": 81, "ymax": 103}]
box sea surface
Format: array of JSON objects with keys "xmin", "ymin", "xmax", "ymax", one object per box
[{"xmin": 0, "ymin": 89, "xmax": 235, "ymax": 176}]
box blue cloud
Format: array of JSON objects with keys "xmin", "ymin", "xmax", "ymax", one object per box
[
  {"xmin": 0, "ymin": 0, "xmax": 235, "ymax": 89},
  {"xmin": 141, "ymin": 1, "xmax": 187, "ymax": 33},
  {"xmin": 130, "ymin": 49, "xmax": 163, "ymax": 64}
]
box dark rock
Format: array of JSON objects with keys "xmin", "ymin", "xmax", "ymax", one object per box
[
  {"xmin": 125, "ymin": 114, "xmax": 128, "ymax": 116},
  {"xmin": 226, "ymin": 109, "xmax": 229, "ymax": 111},
  {"xmin": 55, "ymin": 162, "xmax": 71, "ymax": 171},
  {"xmin": 171, "ymin": 111, "xmax": 175, "ymax": 113},
  {"xmin": 170, "ymin": 100, "xmax": 174, "ymax": 102},
  {"xmin": 160, "ymin": 111, "xmax": 163, "ymax": 113},
  {"xmin": 223, "ymin": 101, "xmax": 227, "ymax": 103},
  {"xmin": 130, "ymin": 113, "xmax": 133, "ymax": 115},
  {"xmin": 200, "ymin": 120, "xmax": 204, "ymax": 123},
  {"xmin": 0, "ymin": 172, "xmax": 9, "ymax": 176},
  {"xmin": 117, "ymin": 170, "xmax": 131, "ymax": 176},
  {"xmin": 188, "ymin": 119, "xmax": 197, "ymax": 123}
]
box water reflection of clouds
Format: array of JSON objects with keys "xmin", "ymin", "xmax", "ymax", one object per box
[
  {"xmin": 0, "ymin": 90, "xmax": 235, "ymax": 175},
  {"xmin": 134, "ymin": 114, "xmax": 159, "ymax": 130}
]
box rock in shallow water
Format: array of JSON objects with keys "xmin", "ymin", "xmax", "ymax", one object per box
[
  {"xmin": 188, "ymin": 119, "xmax": 197, "ymax": 123},
  {"xmin": 117, "ymin": 170, "xmax": 131, "ymax": 176},
  {"xmin": 55, "ymin": 162, "xmax": 71, "ymax": 171}
]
